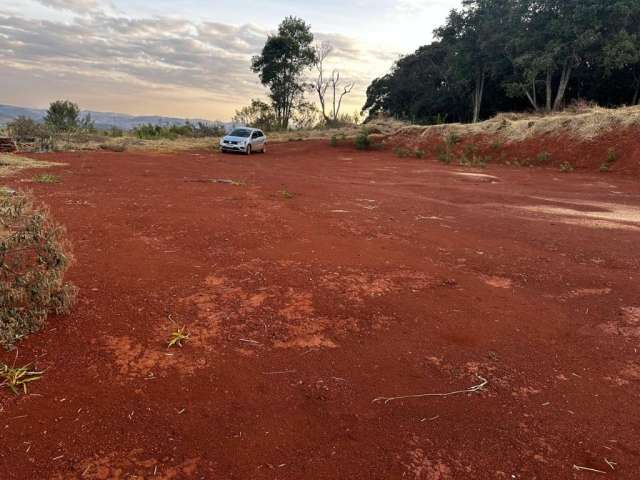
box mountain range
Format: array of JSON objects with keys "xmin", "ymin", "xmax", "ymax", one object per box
[{"xmin": 0, "ymin": 104, "xmax": 230, "ymax": 131}]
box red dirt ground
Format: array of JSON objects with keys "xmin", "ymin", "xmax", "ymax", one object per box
[{"xmin": 1, "ymin": 141, "xmax": 640, "ymax": 479}]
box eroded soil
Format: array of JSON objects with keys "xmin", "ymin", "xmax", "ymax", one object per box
[{"xmin": 1, "ymin": 142, "xmax": 639, "ymax": 479}]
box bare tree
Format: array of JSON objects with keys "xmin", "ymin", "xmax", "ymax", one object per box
[{"xmin": 312, "ymin": 42, "xmax": 355, "ymax": 125}]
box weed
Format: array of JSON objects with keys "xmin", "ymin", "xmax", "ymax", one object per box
[
  {"xmin": 167, "ymin": 327, "xmax": 189, "ymax": 348},
  {"xmin": 490, "ymin": 140, "xmax": 503, "ymax": 151},
  {"xmin": 559, "ymin": 161, "xmax": 574, "ymax": 173},
  {"xmin": 414, "ymin": 148, "xmax": 425, "ymax": 159},
  {"xmin": 535, "ymin": 151, "xmax": 551, "ymax": 164},
  {"xmin": 330, "ymin": 135, "xmax": 338, "ymax": 147},
  {"xmin": 0, "ymin": 363, "xmax": 43, "ymax": 395},
  {"xmin": 458, "ymin": 144, "xmax": 489, "ymax": 168},
  {"xmin": 436, "ymin": 132, "xmax": 460, "ymax": 164},
  {"xmin": 280, "ymin": 189, "xmax": 294, "ymax": 199},
  {"xmin": 33, "ymin": 173, "xmax": 60, "ymax": 184},
  {"xmin": 600, "ymin": 147, "xmax": 618, "ymax": 172},
  {"xmin": 393, "ymin": 146, "xmax": 411, "ymax": 158},
  {"xmin": 354, "ymin": 131, "xmax": 371, "ymax": 150}
]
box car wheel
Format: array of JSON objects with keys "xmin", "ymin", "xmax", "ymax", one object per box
[{"xmin": 246, "ymin": 144, "xmax": 252, "ymax": 155}]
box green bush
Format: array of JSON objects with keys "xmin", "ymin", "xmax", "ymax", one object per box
[
  {"xmin": 415, "ymin": 148, "xmax": 425, "ymax": 159},
  {"xmin": 0, "ymin": 191, "xmax": 77, "ymax": 349},
  {"xmin": 393, "ymin": 146, "xmax": 411, "ymax": 158},
  {"xmin": 330, "ymin": 135, "xmax": 338, "ymax": 147},
  {"xmin": 355, "ymin": 131, "xmax": 371, "ymax": 150}
]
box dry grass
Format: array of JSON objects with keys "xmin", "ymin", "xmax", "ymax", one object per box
[
  {"xmin": 56, "ymin": 118, "xmax": 407, "ymax": 154},
  {"xmin": 395, "ymin": 105, "xmax": 640, "ymax": 143},
  {"xmin": 0, "ymin": 154, "xmax": 62, "ymax": 178}
]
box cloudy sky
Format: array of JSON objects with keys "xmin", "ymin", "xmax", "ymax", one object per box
[{"xmin": 0, "ymin": 0, "xmax": 461, "ymax": 121}]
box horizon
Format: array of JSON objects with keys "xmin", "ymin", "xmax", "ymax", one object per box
[{"xmin": 0, "ymin": 0, "xmax": 462, "ymax": 122}]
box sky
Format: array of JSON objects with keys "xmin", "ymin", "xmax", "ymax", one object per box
[{"xmin": 0, "ymin": 0, "xmax": 461, "ymax": 121}]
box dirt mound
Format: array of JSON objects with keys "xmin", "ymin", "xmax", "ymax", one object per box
[{"xmin": 387, "ymin": 106, "xmax": 640, "ymax": 175}]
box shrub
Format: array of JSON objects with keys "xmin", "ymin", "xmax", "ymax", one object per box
[
  {"xmin": 355, "ymin": 131, "xmax": 371, "ymax": 150},
  {"xmin": 330, "ymin": 135, "xmax": 338, "ymax": 147},
  {"xmin": 6, "ymin": 117, "xmax": 48, "ymax": 141},
  {"xmin": 393, "ymin": 146, "xmax": 411, "ymax": 158},
  {"xmin": 0, "ymin": 191, "xmax": 77, "ymax": 349},
  {"xmin": 415, "ymin": 148, "xmax": 425, "ymax": 159},
  {"xmin": 436, "ymin": 132, "xmax": 460, "ymax": 164},
  {"xmin": 535, "ymin": 151, "xmax": 551, "ymax": 164}
]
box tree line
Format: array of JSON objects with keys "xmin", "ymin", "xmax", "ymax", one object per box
[{"xmin": 363, "ymin": 0, "xmax": 640, "ymax": 124}]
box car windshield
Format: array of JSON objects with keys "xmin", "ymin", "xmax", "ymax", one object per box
[{"xmin": 229, "ymin": 129, "xmax": 251, "ymax": 138}]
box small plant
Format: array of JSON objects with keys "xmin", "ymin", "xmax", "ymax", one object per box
[
  {"xmin": 354, "ymin": 131, "xmax": 371, "ymax": 150},
  {"xmin": 559, "ymin": 161, "xmax": 574, "ymax": 173},
  {"xmin": 414, "ymin": 148, "xmax": 425, "ymax": 159},
  {"xmin": 393, "ymin": 146, "xmax": 411, "ymax": 158},
  {"xmin": 490, "ymin": 140, "xmax": 503, "ymax": 151},
  {"xmin": 33, "ymin": 173, "xmax": 60, "ymax": 184},
  {"xmin": 600, "ymin": 147, "xmax": 618, "ymax": 172},
  {"xmin": 535, "ymin": 151, "xmax": 551, "ymax": 164},
  {"xmin": 330, "ymin": 135, "xmax": 338, "ymax": 147},
  {"xmin": 0, "ymin": 363, "xmax": 43, "ymax": 395},
  {"xmin": 167, "ymin": 327, "xmax": 190, "ymax": 348},
  {"xmin": 436, "ymin": 132, "xmax": 460, "ymax": 164},
  {"xmin": 280, "ymin": 189, "xmax": 294, "ymax": 199}
]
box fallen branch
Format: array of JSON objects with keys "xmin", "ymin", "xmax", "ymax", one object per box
[{"xmin": 372, "ymin": 375, "xmax": 488, "ymax": 405}]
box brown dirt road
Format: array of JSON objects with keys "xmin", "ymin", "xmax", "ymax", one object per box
[{"xmin": 1, "ymin": 142, "xmax": 640, "ymax": 479}]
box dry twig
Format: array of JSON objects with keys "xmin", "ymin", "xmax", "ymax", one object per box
[
  {"xmin": 373, "ymin": 375, "xmax": 488, "ymax": 405},
  {"xmin": 573, "ymin": 464, "xmax": 607, "ymax": 474}
]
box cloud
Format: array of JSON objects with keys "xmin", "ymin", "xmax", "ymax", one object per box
[
  {"xmin": 0, "ymin": 10, "xmax": 392, "ymax": 119},
  {"xmin": 34, "ymin": 0, "xmax": 101, "ymax": 13}
]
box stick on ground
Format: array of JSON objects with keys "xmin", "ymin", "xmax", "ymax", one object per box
[{"xmin": 373, "ymin": 375, "xmax": 488, "ymax": 405}]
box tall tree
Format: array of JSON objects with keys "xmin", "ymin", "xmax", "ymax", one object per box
[{"xmin": 252, "ymin": 17, "xmax": 317, "ymax": 129}]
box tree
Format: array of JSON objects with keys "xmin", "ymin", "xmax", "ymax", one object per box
[
  {"xmin": 252, "ymin": 17, "xmax": 317, "ymax": 129},
  {"xmin": 6, "ymin": 117, "xmax": 47, "ymax": 140},
  {"xmin": 312, "ymin": 42, "xmax": 355, "ymax": 126},
  {"xmin": 233, "ymin": 99, "xmax": 277, "ymax": 131},
  {"xmin": 44, "ymin": 100, "xmax": 80, "ymax": 135}
]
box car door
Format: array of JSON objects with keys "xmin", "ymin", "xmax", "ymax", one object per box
[{"xmin": 253, "ymin": 131, "xmax": 265, "ymax": 151}]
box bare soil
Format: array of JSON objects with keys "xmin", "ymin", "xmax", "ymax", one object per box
[{"xmin": 1, "ymin": 141, "xmax": 640, "ymax": 479}]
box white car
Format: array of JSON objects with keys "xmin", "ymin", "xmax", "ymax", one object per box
[{"xmin": 220, "ymin": 128, "xmax": 267, "ymax": 155}]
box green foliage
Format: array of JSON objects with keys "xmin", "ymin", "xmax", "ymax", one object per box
[
  {"xmin": 45, "ymin": 100, "xmax": 80, "ymax": 133},
  {"xmin": 393, "ymin": 146, "xmax": 411, "ymax": 158},
  {"xmin": 458, "ymin": 144, "xmax": 489, "ymax": 167},
  {"xmin": 354, "ymin": 131, "xmax": 371, "ymax": 150},
  {"xmin": 535, "ymin": 151, "xmax": 551, "ymax": 164},
  {"xmin": 363, "ymin": 1, "xmax": 640, "ymax": 123},
  {"xmin": 33, "ymin": 173, "xmax": 60, "ymax": 184},
  {"xmin": 436, "ymin": 132, "xmax": 460, "ymax": 164},
  {"xmin": 330, "ymin": 135, "xmax": 338, "ymax": 147},
  {"xmin": 251, "ymin": 17, "xmax": 317, "ymax": 129},
  {"xmin": 414, "ymin": 148, "xmax": 425, "ymax": 159},
  {"xmin": 0, "ymin": 363, "xmax": 43, "ymax": 395},
  {"xmin": 233, "ymin": 99, "xmax": 277, "ymax": 131},
  {"xmin": 107, "ymin": 126, "xmax": 124, "ymax": 137},
  {"xmin": 133, "ymin": 121, "xmax": 224, "ymax": 140},
  {"xmin": 0, "ymin": 191, "xmax": 77, "ymax": 349},
  {"xmin": 6, "ymin": 117, "xmax": 48, "ymax": 140},
  {"xmin": 559, "ymin": 161, "xmax": 574, "ymax": 173}
]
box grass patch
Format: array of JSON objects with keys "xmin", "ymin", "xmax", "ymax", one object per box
[
  {"xmin": 393, "ymin": 146, "xmax": 412, "ymax": 158},
  {"xmin": 280, "ymin": 189, "xmax": 295, "ymax": 199},
  {"xmin": 0, "ymin": 190, "xmax": 77, "ymax": 349},
  {"xmin": 354, "ymin": 131, "xmax": 371, "ymax": 150},
  {"xmin": 414, "ymin": 148, "xmax": 425, "ymax": 159},
  {"xmin": 33, "ymin": 173, "xmax": 61, "ymax": 184}
]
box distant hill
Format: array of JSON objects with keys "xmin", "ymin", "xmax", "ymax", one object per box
[{"xmin": 0, "ymin": 104, "xmax": 234, "ymax": 131}]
